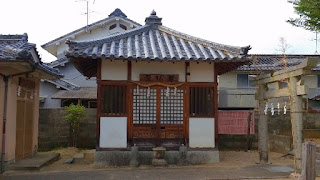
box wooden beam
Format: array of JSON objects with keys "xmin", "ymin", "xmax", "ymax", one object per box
[
  {"xmin": 127, "ymin": 61, "xmax": 131, "ymax": 81},
  {"xmin": 264, "ymin": 88, "xmax": 289, "ymax": 99},
  {"xmin": 256, "ymin": 69, "xmax": 312, "ymax": 85},
  {"xmin": 264, "ymin": 85, "xmax": 308, "ymax": 99}
]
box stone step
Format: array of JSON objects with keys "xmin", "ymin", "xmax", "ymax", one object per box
[
  {"xmin": 316, "ymin": 160, "xmax": 320, "ymax": 167},
  {"xmin": 73, "ymin": 153, "xmax": 84, "ymax": 163},
  {"xmin": 8, "ymin": 153, "xmax": 60, "ymax": 171},
  {"xmin": 316, "ymin": 145, "xmax": 320, "ymax": 153},
  {"xmin": 84, "ymin": 149, "xmax": 95, "ymax": 163}
]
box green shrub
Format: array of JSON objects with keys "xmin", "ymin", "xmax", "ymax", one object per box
[{"xmin": 64, "ymin": 104, "xmax": 86, "ymax": 147}]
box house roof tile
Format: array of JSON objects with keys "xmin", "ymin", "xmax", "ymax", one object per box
[
  {"xmin": 237, "ymin": 54, "xmax": 320, "ymax": 71},
  {"xmin": 42, "ymin": 8, "xmax": 141, "ymax": 49},
  {"xmin": 66, "ymin": 11, "xmax": 251, "ymax": 62},
  {"xmin": 51, "ymin": 87, "xmax": 97, "ymax": 99},
  {"xmin": 0, "ymin": 34, "xmax": 62, "ymax": 77}
]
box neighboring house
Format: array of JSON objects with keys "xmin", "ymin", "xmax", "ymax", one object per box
[
  {"xmin": 0, "ymin": 34, "xmax": 61, "ymax": 171},
  {"xmin": 40, "ymin": 8, "xmax": 141, "ymax": 108},
  {"xmin": 218, "ymin": 54, "xmax": 320, "ymax": 110},
  {"xmin": 66, "ymin": 9, "xmax": 251, "ymax": 161}
]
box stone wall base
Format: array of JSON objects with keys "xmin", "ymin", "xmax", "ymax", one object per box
[{"xmin": 94, "ymin": 150, "xmax": 219, "ymax": 167}]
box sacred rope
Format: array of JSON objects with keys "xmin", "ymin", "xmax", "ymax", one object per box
[{"xmin": 132, "ymin": 81, "xmax": 184, "ymax": 88}]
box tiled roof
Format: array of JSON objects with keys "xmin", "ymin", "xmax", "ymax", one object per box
[
  {"xmin": 109, "ymin": 8, "xmax": 127, "ymax": 18},
  {"xmin": 46, "ymin": 57, "xmax": 68, "ymax": 67},
  {"xmin": 66, "ymin": 11, "xmax": 251, "ymax": 62},
  {"xmin": 44, "ymin": 79, "xmax": 80, "ymax": 91},
  {"xmin": 51, "ymin": 87, "xmax": 97, "ymax": 99},
  {"xmin": 42, "ymin": 8, "xmax": 141, "ymax": 49},
  {"xmin": 0, "ymin": 33, "xmax": 33, "ymax": 60},
  {"xmin": 237, "ymin": 54, "xmax": 320, "ymax": 71},
  {"xmin": 310, "ymin": 94, "xmax": 320, "ymax": 101},
  {"xmin": 0, "ymin": 34, "xmax": 62, "ymax": 77}
]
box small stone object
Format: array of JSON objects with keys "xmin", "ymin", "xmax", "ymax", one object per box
[
  {"xmin": 152, "ymin": 147, "xmax": 167, "ymax": 166},
  {"xmin": 289, "ymin": 172, "xmax": 301, "ymax": 179},
  {"xmin": 130, "ymin": 144, "xmax": 139, "ymax": 167},
  {"xmin": 73, "ymin": 153, "xmax": 84, "ymax": 163},
  {"xmin": 177, "ymin": 144, "xmax": 189, "ymax": 166},
  {"xmin": 64, "ymin": 158, "xmax": 74, "ymax": 164}
]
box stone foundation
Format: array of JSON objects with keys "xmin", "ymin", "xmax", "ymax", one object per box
[{"xmin": 94, "ymin": 150, "xmax": 219, "ymax": 167}]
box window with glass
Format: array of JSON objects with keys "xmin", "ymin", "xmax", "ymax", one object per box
[{"xmin": 237, "ymin": 74, "xmax": 256, "ymax": 88}]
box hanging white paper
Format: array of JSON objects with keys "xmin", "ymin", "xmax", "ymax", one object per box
[
  {"xmin": 147, "ymin": 87, "xmax": 150, "ymax": 98},
  {"xmin": 284, "ymin": 102, "xmax": 287, "ymax": 115},
  {"xmin": 264, "ymin": 102, "xmax": 268, "ymax": 115},
  {"xmin": 166, "ymin": 87, "xmax": 170, "ymax": 97},
  {"xmin": 270, "ymin": 103, "xmax": 274, "ymax": 116},
  {"xmin": 17, "ymin": 85, "xmax": 21, "ymax": 96},
  {"xmin": 277, "ymin": 102, "xmax": 280, "ymax": 115}
]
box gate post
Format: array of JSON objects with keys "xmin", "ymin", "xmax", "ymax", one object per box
[
  {"xmin": 289, "ymin": 76, "xmax": 304, "ymax": 173},
  {"xmin": 258, "ymin": 84, "xmax": 268, "ymax": 164},
  {"xmin": 301, "ymin": 141, "xmax": 316, "ymax": 180}
]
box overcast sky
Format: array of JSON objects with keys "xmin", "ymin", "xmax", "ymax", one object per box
[{"xmin": 1, "ymin": 0, "xmax": 318, "ymax": 62}]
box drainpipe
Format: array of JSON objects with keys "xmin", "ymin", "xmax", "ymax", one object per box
[{"xmin": 0, "ymin": 64, "xmax": 35, "ymax": 173}]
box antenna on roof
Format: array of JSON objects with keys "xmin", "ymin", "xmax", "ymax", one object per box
[
  {"xmin": 76, "ymin": 0, "xmax": 96, "ymax": 32},
  {"xmin": 314, "ymin": 31, "xmax": 319, "ymax": 54}
]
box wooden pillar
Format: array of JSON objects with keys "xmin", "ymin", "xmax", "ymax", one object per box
[
  {"xmin": 289, "ymin": 76, "xmax": 304, "ymax": 173},
  {"xmin": 301, "ymin": 141, "xmax": 316, "ymax": 180},
  {"xmin": 96, "ymin": 59, "xmax": 102, "ymax": 150},
  {"xmin": 258, "ymin": 84, "xmax": 268, "ymax": 164}
]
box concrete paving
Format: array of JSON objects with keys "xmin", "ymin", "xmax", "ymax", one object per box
[
  {"xmin": 1, "ymin": 164, "xmax": 294, "ymax": 180},
  {"xmin": 8, "ymin": 153, "xmax": 60, "ymax": 171}
]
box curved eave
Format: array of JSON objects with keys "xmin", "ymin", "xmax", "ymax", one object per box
[
  {"xmin": 67, "ymin": 54, "xmax": 251, "ymax": 78},
  {"xmin": 66, "ymin": 51, "xmax": 248, "ymax": 61}
]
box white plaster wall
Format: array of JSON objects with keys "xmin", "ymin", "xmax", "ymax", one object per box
[
  {"xmin": 189, "ymin": 62, "xmax": 214, "ymax": 82},
  {"xmin": 101, "ymin": 60, "xmax": 128, "ymax": 80},
  {"xmin": 189, "ymin": 118, "xmax": 215, "ymax": 148},
  {"xmin": 100, "ymin": 117, "xmax": 127, "ymax": 148},
  {"xmin": 132, "ymin": 61, "xmax": 185, "ymax": 82},
  {"xmin": 218, "ymin": 72, "xmax": 237, "ymax": 89},
  {"xmin": 56, "ymin": 20, "xmax": 134, "ymax": 57}
]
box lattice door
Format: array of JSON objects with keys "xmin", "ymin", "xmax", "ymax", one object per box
[
  {"xmin": 159, "ymin": 88, "xmax": 184, "ymax": 139},
  {"xmin": 132, "ymin": 87, "xmax": 158, "ymax": 140},
  {"xmin": 160, "ymin": 88, "xmax": 184, "ymax": 125},
  {"xmin": 133, "ymin": 87, "xmax": 157, "ymax": 125},
  {"xmin": 131, "ymin": 86, "xmax": 185, "ymax": 145}
]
